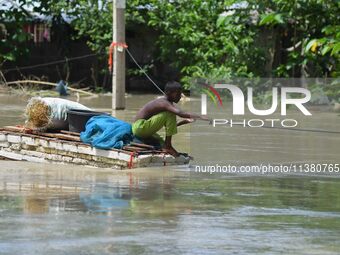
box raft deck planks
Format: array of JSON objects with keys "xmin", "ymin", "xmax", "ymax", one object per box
[{"xmin": 0, "ymin": 127, "xmax": 190, "ymax": 169}]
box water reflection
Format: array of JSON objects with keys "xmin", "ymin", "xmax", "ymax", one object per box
[
  {"xmin": 79, "ymin": 188, "xmax": 130, "ymax": 213},
  {"xmin": 0, "ymin": 162, "xmax": 340, "ymax": 254}
]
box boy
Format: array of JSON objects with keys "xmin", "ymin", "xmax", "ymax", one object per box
[{"xmin": 132, "ymin": 81, "xmax": 209, "ymax": 157}]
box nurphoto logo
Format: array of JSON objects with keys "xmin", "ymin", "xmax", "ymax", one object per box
[{"xmin": 200, "ymin": 83, "xmax": 312, "ymax": 128}]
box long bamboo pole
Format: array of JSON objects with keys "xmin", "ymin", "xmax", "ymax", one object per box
[{"xmin": 2, "ymin": 80, "xmax": 96, "ymax": 96}]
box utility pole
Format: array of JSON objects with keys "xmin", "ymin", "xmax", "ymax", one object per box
[{"xmin": 112, "ymin": 0, "xmax": 126, "ymax": 110}]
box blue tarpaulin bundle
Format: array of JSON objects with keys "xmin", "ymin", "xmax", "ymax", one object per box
[{"xmin": 80, "ymin": 115, "xmax": 133, "ymax": 149}]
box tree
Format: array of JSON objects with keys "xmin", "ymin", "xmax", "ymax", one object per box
[
  {"xmin": 258, "ymin": 0, "xmax": 339, "ymax": 78},
  {"xmin": 0, "ymin": 0, "xmax": 32, "ymax": 65},
  {"xmin": 1, "ymin": 0, "xmax": 339, "ymax": 90}
]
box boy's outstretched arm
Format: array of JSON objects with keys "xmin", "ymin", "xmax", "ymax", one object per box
[
  {"xmin": 177, "ymin": 118, "xmax": 195, "ymax": 127},
  {"xmin": 164, "ymin": 103, "xmax": 211, "ymax": 121}
]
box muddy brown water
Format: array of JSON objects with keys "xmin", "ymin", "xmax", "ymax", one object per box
[{"xmin": 0, "ymin": 92, "xmax": 339, "ymax": 254}]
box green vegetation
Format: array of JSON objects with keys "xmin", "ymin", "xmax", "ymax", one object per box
[
  {"xmin": 1, "ymin": 0, "xmax": 339, "ymax": 98},
  {"xmin": 0, "ymin": 0, "xmax": 31, "ymax": 62}
]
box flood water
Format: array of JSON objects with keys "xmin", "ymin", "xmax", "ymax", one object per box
[{"xmin": 0, "ymin": 92, "xmax": 339, "ymax": 254}]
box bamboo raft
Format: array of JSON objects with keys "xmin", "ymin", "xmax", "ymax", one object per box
[{"xmin": 0, "ymin": 126, "xmax": 190, "ymax": 169}]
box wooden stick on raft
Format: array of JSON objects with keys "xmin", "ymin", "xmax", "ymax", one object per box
[
  {"xmin": 60, "ymin": 130, "xmax": 81, "ymax": 136},
  {"xmin": 122, "ymin": 146, "xmax": 148, "ymax": 152},
  {"xmin": 38, "ymin": 132, "xmax": 81, "ymax": 142},
  {"xmin": 129, "ymin": 142, "xmax": 156, "ymax": 150},
  {"xmin": 1, "ymin": 126, "xmax": 81, "ymax": 142},
  {"xmin": 2, "ymin": 80, "xmax": 96, "ymax": 96}
]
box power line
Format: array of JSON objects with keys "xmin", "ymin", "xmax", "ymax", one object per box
[
  {"xmin": 126, "ymin": 48, "xmax": 165, "ymax": 95},
  {"xmin": 2, "ymin": 46, "xmax": 166, "ymax": 95},
  {"xmin": 2, "ymin": 52, "xmax": 104, "ymax": 72}
]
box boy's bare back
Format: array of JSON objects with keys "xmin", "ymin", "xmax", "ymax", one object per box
[{"xmin": 134, "ymin": 97, "xmax": 173, "ymax": 121}]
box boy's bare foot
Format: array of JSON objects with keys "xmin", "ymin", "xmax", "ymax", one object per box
[{"xmin": 162, "ymin": 147, "xmax": 179, "ymax": 157}]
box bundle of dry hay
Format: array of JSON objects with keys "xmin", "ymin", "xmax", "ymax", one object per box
[{"xmin": 24, "ymin": 97, "xmax": 51, "ymax": 130}]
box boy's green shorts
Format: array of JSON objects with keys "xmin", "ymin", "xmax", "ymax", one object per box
[{"xmin": 132, "ymin": 111, "xmax": 177, "ymax": 144}]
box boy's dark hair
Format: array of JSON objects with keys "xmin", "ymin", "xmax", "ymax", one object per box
[{"xmin": 164, "ymin": 81, "xmax": 182, "ymax": 94}]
